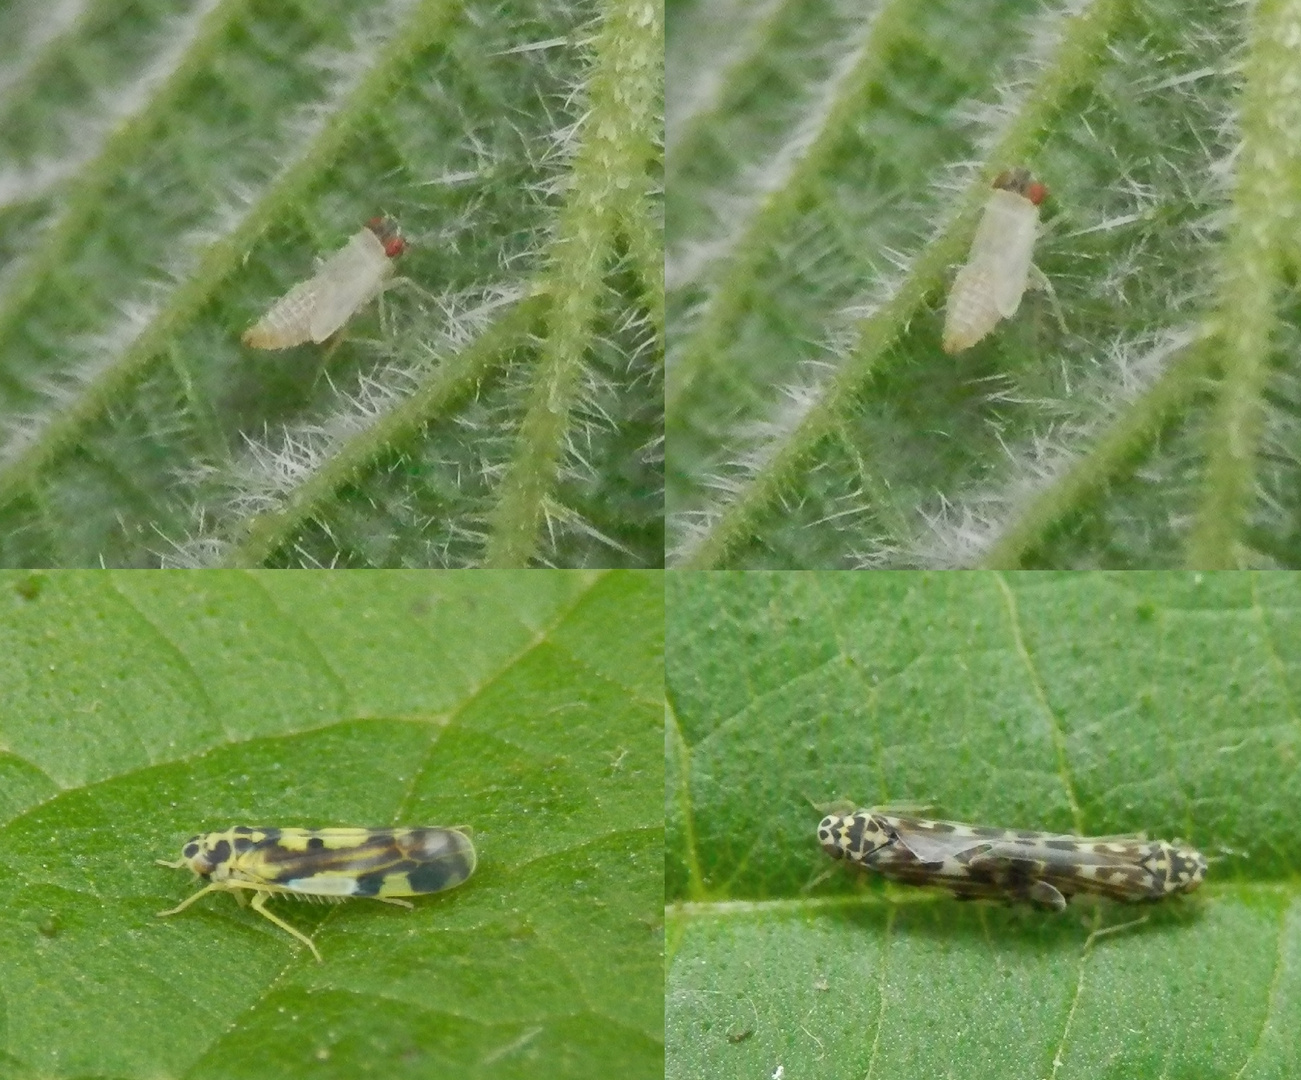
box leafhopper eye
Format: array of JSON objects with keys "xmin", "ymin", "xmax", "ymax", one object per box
[
  {"xmin": 991, "ymin": 167, "xmax": 1048, "ymax": 205},
  {"xmin": 366, "ymin": 216, "xmax": 407, "ymax": 258}
]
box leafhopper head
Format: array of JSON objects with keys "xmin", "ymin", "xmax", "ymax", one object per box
[
  {"xmin": 164, "ymin": 833, "xmax": 230, "ymax": 879},
  {"xmin": 992, "ymin": 167, "xmax": 1047, "ymax": 205},
  {"xmin": 1163, "ymin": 842, "xmax": 1208, "ymax": 893},
  {"xmin": 366, "ymin": 215, "xmax": 406, "ymax": 258},
  {"xmin": 817, "ymin": 810, "xmax": 891, "ymax": 863},
  {"xmin": 816, "ymin": 814, "xmax": 845, "ymax": 858}
]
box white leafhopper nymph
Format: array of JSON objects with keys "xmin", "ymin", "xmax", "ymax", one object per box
[
  {"xmin": 818, "ymin": 809, "xmax": 1207, "ymax": 911},
  {"xmin": 942, "ymin": 168, "xmax": 1051, "ymax": 354},
  {"xmin": 157, "ymin": 826, "xmax": 476, "ymax": 961},
  {"xmin": 242, "ymin": 217, "xmax": 407, "ymax": 349}
]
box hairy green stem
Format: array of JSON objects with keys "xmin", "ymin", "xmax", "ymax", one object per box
[
  {"xmin": 223, "ymin": 294, "xmax": 544, "ymax": 567},
  {"xmin": 482, "ymin": 0, "xmax": 660, "ymax": 567},
  {"xmin": 1187, "ymin": 0, "xmax": 1301, "ymax": 567}
]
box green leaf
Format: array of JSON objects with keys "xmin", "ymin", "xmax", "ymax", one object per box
[
  {"xmin": 0, "ymin": 0, "xmax": 662, "ymax": 568},
  {"xmin": 666, "ymin": 571, "xmax": 1301, "ymax": 1079},
  {"xmin": 0, "ymin": 569, "xmax": 664, "ymax": 1080},
  {"xmin": 666, "ymin": 0, "xmax": 1292, "ymax": 568}
]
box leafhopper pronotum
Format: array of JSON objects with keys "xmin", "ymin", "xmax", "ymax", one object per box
[
  {"xmin": 818, "ymin": 809, "xmax": 1206, "ymax": 910},
  {"xmin": 242, "ymin": 217, "xmax": 406, "ymax": 349},
  {"xmin": 942, "ymin": 169, "xmax": 1049, "ymax": 354},
  {"xmin": 157, "ymin": 826, "xmax": 476, "ymax": 961}
]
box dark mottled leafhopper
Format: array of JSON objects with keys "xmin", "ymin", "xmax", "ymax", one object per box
[{"xmin": 818, "ymin": 809, "xmax": 1206, "ymax": 910}]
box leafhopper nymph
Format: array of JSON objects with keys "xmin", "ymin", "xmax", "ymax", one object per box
[
  {"xmin": 942, "ymin": 169, "xmax": 1051, "ymax": 354},
  {"xmin": 818, "ymin": 809, "xmax": 1206, "ymax": 911},
  {"xmin": 157, "ymin": 826, "xmax": 476, "ymax": 961},
  {"xmin": 242, "ymin": 217, "xmax": 406, "ymax": 349}
]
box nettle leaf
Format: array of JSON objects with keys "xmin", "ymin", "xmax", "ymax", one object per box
[
  {"xmin": 666, "ymin": 0, "xmax": 1297, "ymax": 568},
  {"xmin": 0, "ymin": 0, "xmax": 662, "ymax": 568},
  {"xmin": 0, "ymin": 570, "xmax": 664, "ymax": 1080},
  {"xmin": 666, "ymin": 572, "xmax": 1301, "ymax": 1079}
]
